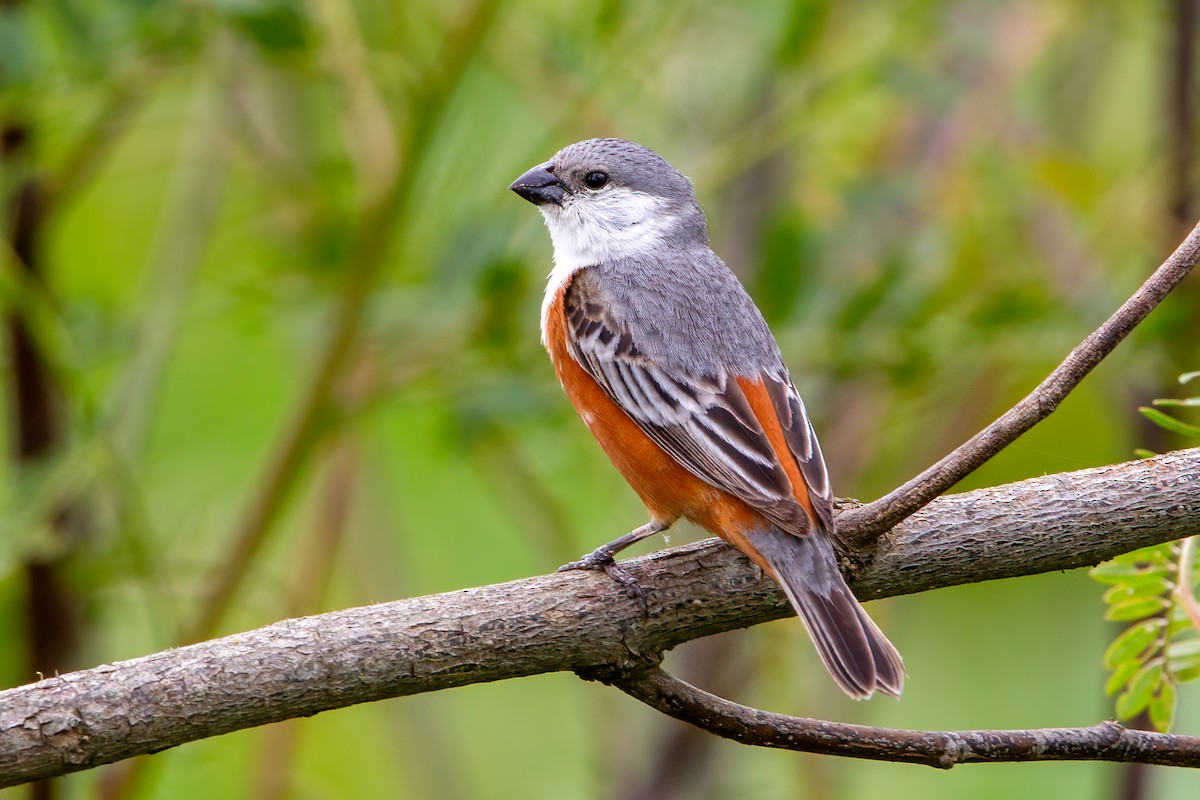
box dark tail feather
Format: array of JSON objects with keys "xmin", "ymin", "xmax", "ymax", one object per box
[{"xmin": 749, "ymin": 528, "xmax": 904, "ymax": 699}]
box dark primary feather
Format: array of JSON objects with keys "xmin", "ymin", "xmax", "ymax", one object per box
[{"xmin": 762, "ymin": 376, "xmax": 834, "ymax": 530}]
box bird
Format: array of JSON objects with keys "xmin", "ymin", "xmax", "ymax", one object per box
[{"xmin": 509, "ymin": 138, "xmax": 903, "ymax": 699}]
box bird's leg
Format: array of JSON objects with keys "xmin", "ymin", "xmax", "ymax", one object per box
[
  {"xmin": 558, "ymin": 521, "xmax": 669, "ymax": 602},
  {"xmin": 559, "ymin": 520, "xmax": 669, "ymax": 569}
]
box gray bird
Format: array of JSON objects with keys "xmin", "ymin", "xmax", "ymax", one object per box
[{"xmin": 510, "ymin": 138, "xmax": 903, "ymax": 699}]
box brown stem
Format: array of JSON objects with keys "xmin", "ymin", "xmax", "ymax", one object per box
[
  {"xmin": 598, "ymin": 666, "xmax": 1200, "ymax": 768},
  {"xmin": 3, "ymin": 106, "xmax": 78, "ymax": 800}
]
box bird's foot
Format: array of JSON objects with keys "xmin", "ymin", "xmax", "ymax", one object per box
[{"xmin": 559, "ymin": 549, "xmax": 646, "ymax": 606}]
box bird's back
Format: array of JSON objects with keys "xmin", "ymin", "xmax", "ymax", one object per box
[{"xmin": 588, "ymin": 248, "xmax": 785, "ymax": 381}]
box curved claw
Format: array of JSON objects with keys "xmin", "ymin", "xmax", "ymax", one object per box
[
  {"xmin": 556, "ymin": 521, "xmax": 668, "ymax": 611},
  {"xmin": 558, "ymin": 550, "xmax": 615, "ymax": 572}
]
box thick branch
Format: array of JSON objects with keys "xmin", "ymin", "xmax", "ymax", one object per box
[
  {"xmin": 1, "ymin": 449, "xmax": 1198, "ymax": 786},
  {"xmin": 598, "ymin": 667, "xmax": 1200, "ymax": 768},
  {"xmin": 840, "ymin": 220, "xmax": 1200, "ymax": 545}
]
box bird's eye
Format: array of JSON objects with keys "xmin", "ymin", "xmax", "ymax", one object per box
[{"xmin": 583, "ymin": 171, "xmax": 609, "ymax": 190}]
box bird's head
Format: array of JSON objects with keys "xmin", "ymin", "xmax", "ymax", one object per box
[{"xmin": 510, "ymin": 138, "xmax": 707, "ymax": 269}]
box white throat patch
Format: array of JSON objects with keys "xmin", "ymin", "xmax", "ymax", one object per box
[{"xmin": 538, "ymin": 188, "xmax": 676, "ymax": 342}]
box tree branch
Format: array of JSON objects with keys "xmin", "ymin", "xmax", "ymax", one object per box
[
  {"xmin": 1, "ymin": 449, "xmax": 1198, "ymax": 786},
  {"xmin": 596, "ymin": 666, "xmax": 1200, "ymax": 768},
  {"xmin": 839, "ymin": 219, "xmax": 1200, "ymax": 546}
]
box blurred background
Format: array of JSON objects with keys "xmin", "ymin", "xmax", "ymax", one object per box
[{"xmin": 1, "ymin": 0, "xmax": 1198, "ymax": 798}]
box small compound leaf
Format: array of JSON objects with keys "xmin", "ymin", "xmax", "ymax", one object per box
[
  {"xmin": 1166, "ymin": 639, "xmax": 1200, "ymax": 675},
  {"xmin": 1115, "ymin": 687, "xmax": 1147, "ymax": 720},
  {"xmin": 1166, "ymin": 639, "xmax": 1200, "ymax": 660},
  {"xmin": 1139, "ymin": 407, "xmax": 1200, "ymax": 437},
  {"xmin": 1094, "ymin": 544, "xmax": 1175, "ymax": 572},
  {"xmin": 1106, "ymin": 596, "xmax": 1171, "ymax": 621},
  {"xmin": 1174, "ymin": 663, "xmax": 1200, "ymax": 683},
  {"xmin": 1103, "ymin": 620, "xmax": 1163, "ymax": 669},
  {"xmin": 1148, "ymin": 681, "xmax": 1177, "ymax": 732},
  {"xmin": 1103, "ymin": 576, "xmax": 1171, "ymax": 602},
  {"xmin": 1115, "ymin": 661, "xmax": 1163, "ymax": 720},
  {"xmin": 1153, "ymin": 397, "xmax": 1200, "ymax": 407},
  {"xmin": 1091, "ymin": 562, "xmax": 1171, "ymax": 584},
  {"xmin": 1105, "ymin": 657, "xmax": 1141, "ymax": 696}
]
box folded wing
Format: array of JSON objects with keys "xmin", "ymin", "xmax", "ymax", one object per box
[{"xmin": 563, "ymin": 271, "xmax": 833, "ymax": 536}]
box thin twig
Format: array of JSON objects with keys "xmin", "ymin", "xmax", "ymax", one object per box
[
  {"xmin": 597, "ymin": 666, "xmax": 1200, "ymax": 768},
  {"xmin": 839, "ymin": 220, "xmax": 1200, "ymax": 546}
]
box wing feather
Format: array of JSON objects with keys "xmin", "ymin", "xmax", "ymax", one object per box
[
  {"xmin": 763, "ymin": 375, "xmax": 835, "ymax": 531},
  {"xmin": 563, "ymin": 272, "xmax": 833, "ymax": 534}
]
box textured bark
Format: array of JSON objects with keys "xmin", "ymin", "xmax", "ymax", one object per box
[{"xmin": 1, "ymin": 449, "xmax": 1198, "ymax": 786}]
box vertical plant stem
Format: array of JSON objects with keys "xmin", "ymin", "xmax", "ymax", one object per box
[
  {"xmin": 2, "ymin": 9, "xmax": 80, "ymax": 800},
  {"xmin": 109, "ymin": 56, "xmax": 229, "ymax": 462},
  {"xmin": 183, "ymin": 0, "xmax": 501, "ymax": 645},
  {"xmin": 1175, "ymin": 536, "xmax": 1200, "ymax": 630}
]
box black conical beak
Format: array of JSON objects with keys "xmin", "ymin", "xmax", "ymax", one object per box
[{"xmin": 509, "ymin": 163, "xmax": 565, "ymax": 206}]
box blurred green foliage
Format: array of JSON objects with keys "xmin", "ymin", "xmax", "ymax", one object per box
[
  {"xmin": 1, "ymin": 0, "xmax": 1199, "ymax": 798},
  {"xmin": 1138, "ymin": 372, "xmax": 1200, "ymax": 440},
  {"xmin": 1094, "ymin": 543, "xmax": 1199, "ymax": 733},
  {"xmin": 1094, "ymin": 374, "xmax": 1200, "ymax": 734}
]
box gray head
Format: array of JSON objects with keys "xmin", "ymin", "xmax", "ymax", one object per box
[{"xmin": 510, "ymin": 138, "xmax": 708, "ymax": 270}]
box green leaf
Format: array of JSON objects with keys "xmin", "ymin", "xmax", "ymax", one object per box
[
  {"xmin": 1091, "ymin": 573, "xmax": 1171, "ymax": 589},
  {"xmin": 1166, "ymin": 639, "xmax": 1200, "ymax": 660},
  {"xmin": 1090, "ymin": 560, "xmax": 1171, "ymax": 582},
  {"xmin": 1101, "ymin": 575, "xmax": 1171, "ymax": 599},
  {"xmin": 1115, "ymin": 661, "xmax": 1163, "ymax": 719},
  {"xmin": 1106, "ymin": 596, "xmax": 1170, "ymax": 621},
  {"xmin": 1105, "ymin": 657, "xmax": 1141, "ymax": 696},
  {"xmin": 1133, "ymin": 448, "xmax": 1158, "ymax": 459},
  {"xmin": 1166, "ymin": 640, "xmax": 1200, "ymax": 675},
  {"xmin": 1115, "ymin": 688, "xmax": 1145, "ymax": 720},
  {"xmin": 1103, "ymin": 543, "xmax": 1177, "ymax": 566},
  {"xmin": 1103, "ymin": 620, "xmax": 1163, "ymax": 668},
  {"xmin": 1153, "ymin": 397, "xmax": 1200, "ymax": 407},
  {"xmin": 1148, "ymin": 681, "xmax": 1176, "ymax": 732},
  {"xmin": 219, "ymin": 0, "xmax": 313, "ymax": 58},
  {"xmin": 1173, "ymin": 664, "xmax": 1200, "ymax": 683},
  {"xmin": 1138, "ymin": 407, "xmax": 1200, "ymax": 437},
  {"xmin": 1102, "ymin": 585, "xmax": 1126, "ymax": 604}
]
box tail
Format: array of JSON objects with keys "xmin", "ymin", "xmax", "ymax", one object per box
[{"xmin": 749, "ymin": 528, "xmax": 904, "ymax": 699}]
